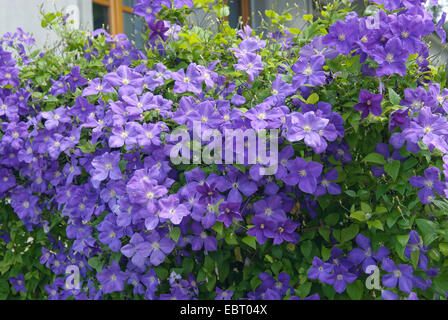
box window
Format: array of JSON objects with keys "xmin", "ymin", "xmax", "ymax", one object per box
[
  {"xmin": 92, "ymin": 0, "xmax": 144, "ymax": 47},
  {"xmin": 92, "ymin": 0, "xmax": 252, "ymax": 45},
  {"xmin": 227, "ymin": 0, "xmax": 251, "ymax": 28}
]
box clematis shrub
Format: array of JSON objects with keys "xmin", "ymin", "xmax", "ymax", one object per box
[{"xmin": 1, "ymin": 0, "xmax": 448, "ymax": 300}]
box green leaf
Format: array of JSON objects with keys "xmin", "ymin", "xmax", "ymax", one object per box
[
  {"xmin": 324, "ymin": 213, "xmax": 339, "ymax": 226},
  {"xmin": 271, "ymin": 261, "xmax": 282, "ymax": 274},
  {"xmin": 416, "ymin": 219, "xmax": 438, "ymax": 245},
  {"xmin": 318, "ymin": 227, "xmax": 331, "ymax": 242},
  {"xmin": 212, "ymin": 222, "xmax": 224, "ymax": 238},
  {"xmin": 350, "ymin": 211, "xmax": 366, "ymax": 222},
  {"xmin": 272, "ymin": 246, "xmax": 283, "ymax": 259},
  {"xmin": 410, "ymin": 249, "xmax": 419, "ymax": 268},
  {"xmin": 306, "ymin": 93, "xmax": 319, "ymax": 104},
  {"xmin": 367, "ymin": 219, "xmax": 384, "ymax": 231},
  {"xmin": 233, "ymin": 163, "xmax": 246, "ymax": 174},
  {"xmin": 295, "ymin": 282, "xmax": 312, "ymax": 298},
  {"xmin": 242, "ymin": 236, "xmax": 257, "ymax": 250},
  {"xmin": 375, "ymin": 206, "xmax": 388, "ymax": 215},
  {"xmin": 321, "ymin": 246, "xmax": 331, "ymax": 261},
  {"xmin": 344, "ymin": 190, "xmax": 357, "ymax": 197},
  {"xmin": 196, "ymin": 268, "xmax": 207, "ymax": 283},
  {"xmin": 346, "ymin": 280, "xmax": 364, "ymax": 300},
  {"xmin": 303, "ymin": 14, "xmax": 313, "ymax": 22},
  {"xmin": 225, "ymin": 232, "xmax": 238, "ymax": 245},
  {"xmin": 0, "ymin": 279, "xmax": 9, "ymax": 300},
  {"xmin": 214, "ymin": 199, "xmax": 225, "ymax": 214},
  {"xmin": 428, "ymin": 248, "xmax": 440, "ymax": 262},
  {"xmin": 206, "ymin": 274, "xmax": 216, "ymax": 292},
  {"xmin": 341, "ymin": 224, "xmax": 359, "ymax": 243},
  {"xmin": 265, "ymin": 10, "xmax": 278, "ymax": 18},
  {"xmin": 397, "ymin": 234, "xmax": 410, "ymax": 247},
  {"xmin": 362, "ymin": 153, "xmax": 386, "ymax": 165},
  {"xmin": 439, "ymin": 243, "xmax": 448, "ymax": 256},
  {"xmin": 250, "ymin": 275, "xmax": 262, "ymax": 289},
  {"xmin": 78, "ymin": 141, "xmax": 96, "ymax": 154},
  {"xmin": 300, "ymin": 240, "xmax": 312, "ymax": 258},
  {"xmin": 204, "ymin": 255, "xmax": 214, "ymax": 272},
  {"xmin": 388, "ymin": 88, "xmax": 401, "ymax": 105},
  {"xmin": 360, "ymin": 202, "xmax": 372, "ymax": 213},
  {"xmin": 170, "ymin": 227, "xmax": 181, "ymax": 243},
  {"xmin": 433, "ymin": 271, "xmax": 448, "ymax": 293},
  {"xmin": 403, "ymin": 158, "xmax": 418, "ymax": 171},
  {"xmin": 88, "ymin": 257, "xmax": 103, "ymax": 273},
  {"xmin": 213, "ymin": 4, "xmax": 230, "ymax": 18},
  {"xmin": 384, "ymin": 160, "xmax": 400, "ymax": 181},
  {"xmin": 183, "ymin": 258, "xmax": 194, "ymax": 274}
]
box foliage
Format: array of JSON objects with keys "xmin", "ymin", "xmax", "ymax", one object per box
[{"xmin": 0, "ymin": 0, "xmax": 448, "ymax": 300}]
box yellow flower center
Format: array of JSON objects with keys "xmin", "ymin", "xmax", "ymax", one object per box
[
  {"xmin": 386, "ymin": 53, "xmax": 394, "ymax": 63},
  {"xmin": 304, "ymin": 67, "xmax": 313, "ymax": 76}
]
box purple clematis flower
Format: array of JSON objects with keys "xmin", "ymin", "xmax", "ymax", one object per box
[
  {"xmin": 171, "ymin": 63, "xmax": 203, "ymax": 94},
  {"xmin": 353, "ymin": 90, "xmax": 383, "ymax": 119},
  {"xmin": 97, "ymin": 214, "xmax": 123, "ymax": 252},
  {"xmin": 409, "ymin": 167, "xmax": 445, "ymax": 204},
  {"xmin": 326, "ymin": 266, "xmax": 357, "ymax": 294},
  {"xmin": 390, "ymin": 14, "xmax": 423, "ymax": 53},
  {"xmin": 146, "ymin": 231, "xmax": 175, "ymax": 266},
  {"xmin": 9, "ymin": 274, "xmax": 26, "ymax": 293},
  {"xmin": 381, "ymin": 258, "xmax": 414, "ymax": 293},
  {"xmin": 215, "ymin": 287, "xmax": 233, "ymax": 300},
  {"xmin": 234, "ymin": 53, "xmax": 264, "ymax": 83},
  {"xmin": 286, "ymin": 111, "xmax": 330, "ymax": 153},
  {"xmin": 41, "ymin": 107, "xmax": 71, "ymax": 130},
  {"xmin": 189, "ymin": 221, "xmax": 218, "ymax": 252},
  {"xmin": 389, "ymin": 108, "xmax": 410, "ymax": 132},
  {"xmin": 82, "ymin": 78, "xmax": 114, "ymax": 96},
  {"xmin": 322, "ymin": 19, "xmax": 358, "ymax": 55},
  {"xmin": 158, "ymin": 194, "xmax": 190, "ymax": 225},
  {"xmin": 174, "ymin": 0, "xmax": 193, "ymax": 8},
  {"xmin": 264, "ymin": 215, "xmax": 300, "ymax": 245},
  {"xmin": 217, "ymin": 201, "xmax": 242, "ymax": 227},
  {"xmin": 314, "ymin": 169, "xmax": 341, "ymax": 196},
  {"xmin": 247, "ymin": 215, "xmax": 275, "ymax": 245},
  {"xmin": 148, "ymin": 20, "xmax": 169, "ymax": 41},
  {"xmin": 291, "ymin": 55, "xmax": 326, "ymax": 88},
  {"xmin": 404, "ymin": 230, "xmax": 429, "ymax": 271},
  {"xmin": 121, "ymin": 233, "xmax": 151, "ymax": 267},
  {"xmin": 91, "ymin": 152, "xmax": 122, "ymax": 188},
  {"xmin": 308, "ymin": 257, "xmax": 334, "ymax": 282},
  {"xmin": 283, "ymin": 157, "xmax": 323, "ymax": 194},
  {"xmin": 372, "ymin": 37, "xmax": 409, "ymax": 77},
  {"xmin": 402, "ymin": 107, "xmax": 448, "ymax": 153},
  {"xmin": 436, "ymin": 12, "xmax": 447, "ymax": 44},
  {"xmin": 348, "ymin": 234, "xmax": 390, "ymax": 272},
  {"xmin": 97, "ymin": 261, "xmax": 128, "ymax": 294}
]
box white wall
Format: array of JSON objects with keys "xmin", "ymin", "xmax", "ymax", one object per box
[{"xmin": 0, "ymin": 0, "xmax": 93, "ymax": 49}]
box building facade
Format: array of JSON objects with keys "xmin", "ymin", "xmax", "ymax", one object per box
[
  {"xmin": 1, "ymin": 0, "xmax": 446, "ymax": 65},
  {"xmin": 0, "ymin": 0, "xmax": 313, "ymax": 48}
]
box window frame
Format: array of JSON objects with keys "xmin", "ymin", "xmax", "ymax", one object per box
[
  {"xmin": 225, "ymin": 0, "xmax": 251, "ymax": 27},
  {"xmin": 240, "ymin": 0, "xmax": 250, "ymax": 26},
  {"xmin": 93, "ymin": 0, "xmax": 252, "ymax": 35},
  {"xmin": 92, "ymin": 0, "xmax": 134, "ymax": 34}
]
